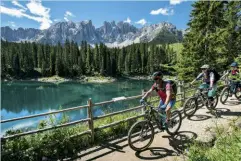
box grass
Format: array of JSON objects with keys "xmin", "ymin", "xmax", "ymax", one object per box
[{"xmin": 187, "ymin": 117, "xmax": 241, "ymax": 161}]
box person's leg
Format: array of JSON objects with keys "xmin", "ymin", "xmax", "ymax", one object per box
[
  {"xmin": 208, "ymin": 84, "xmax": 217, "ymax": 97},
  {"xmin": 208, "ymin": 84, "xmax": 217, "ymax": 105},
  {"xmin": 230, "ymin": 81, "xmax": 235, "ymax": 93},
  {"xmin": 158, "ymin": 99, "xmax": 164, "ymax": 111},
  {"xmin": 165, "ymin": 99, "xmax": 176, "ymax": 121}
]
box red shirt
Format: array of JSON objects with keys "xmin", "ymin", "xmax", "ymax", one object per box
[
  {"xmin": 152, "ymin": 82, "xmax": 171, "ymax": 102},
  {"xmin": 231, "ymin": 69, "xmax": 239, "ymax": 75}
]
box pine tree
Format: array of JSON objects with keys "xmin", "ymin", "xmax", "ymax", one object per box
[
  {"xmin": 49, "ymin": 47, "xmax": 55, "ymax": 75},
  {"xmin": 219, "ymin": 1, "xmax": 241, "ymax": 70},
  {"xmin": 37, "ymin": 44, "xmax": 43, "ymax": 68},
  {"xmin": 177, "ymin": 1, "xmax": 227, "ymax": 81}
]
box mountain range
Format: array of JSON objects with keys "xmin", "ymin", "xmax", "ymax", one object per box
[{"xmin": 1, "ymin": 20, "xmax": 184, "ymax": 47}]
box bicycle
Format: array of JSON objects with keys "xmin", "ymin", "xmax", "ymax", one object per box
[
  {"xmin": 220, "ymin": 79, "xmax": 241, "ymax": 104},
  {"xmin": 127, "ymin": 101, "xmax": 182, "ymax": 151},
  {"xmin": 183, "ymin": 86, "xmax": 219, "ymax": 117}
]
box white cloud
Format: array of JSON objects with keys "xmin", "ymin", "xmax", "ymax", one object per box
[
  {"xmin": 54, "ymin": 19, "xmax": 61, "ymax": 22},
  {"xmin": 170, "ymin": 0, "xmax": 185, "ymax": 5},
  {"xmin": 0, "ymin": 6, "xmax": 25, "ymax": 18},
  {"xmin": 8, "ymin": 21, "xmax": 16, "ymax": 27},
  {"xmin": 1, "ymin": 1, "xmax": 52, "ymax": 30},
  {"xmin": 124, "ymin": 17, "xmax": 131, "ymax": 24},
  {"xmin": 1, "ymin": 6, "xmax": 46, "ymax": 23},
  {"xmin": 26, "ymin": 0, "xmax": 52, "ymax": 29},
  {"xmin": 64, "ymin": 11, "xmax": 75, "ymax": 21},
  {"xmin": 150, "ymin": 7, "xmax": 174, "ymax": 16},
  {"xmin": 135, "ymin": 19, "xmax": 147, "ymax": 25},
  {"xmin": 12, "ymin": 0, "xmax": 27, "ymax": 10},
  {"xmin": 65, "ymin": 11, "xmax": 74, "ymax": 17}
]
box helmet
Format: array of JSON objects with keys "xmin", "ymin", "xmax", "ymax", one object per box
[
  {"xmin": 152, "ymin": 71, "xmax": 163, "ymax": 80},
  {"xmin": 200, "ymin": 64, "xmax": 210, "ymax": 69},
  {"xmin": 230, "ymin": 62, "xmax": 238, "ymax": 67}
]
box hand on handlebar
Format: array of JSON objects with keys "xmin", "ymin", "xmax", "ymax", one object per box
[{"xmin": 139, "ymin": 99, "xmax": 145, "ymax": 105}]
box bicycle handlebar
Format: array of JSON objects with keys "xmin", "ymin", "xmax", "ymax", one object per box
[{"xmin": 141, "ymin": 101, "xmax": 164, "ymax": 113}]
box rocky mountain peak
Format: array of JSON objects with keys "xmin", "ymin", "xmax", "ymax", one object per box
[{"xmin": 1, "ymin": 20, "xmax": 184, "ymax": 47}]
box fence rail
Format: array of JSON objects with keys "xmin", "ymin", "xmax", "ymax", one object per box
[{"xmin": 1, "ymin": 80, "xmax": 226, "ymax": 140}]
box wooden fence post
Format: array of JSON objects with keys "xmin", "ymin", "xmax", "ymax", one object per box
[
  {"xmin": 141, "ymin": 90, "xmax": 145, "ymax": 114},
  {"xmin": 177, "ymin": 81, "xmax": 182, "ymax": 101},
  {"xmin": 87, "ymin": 98, "xmax": 94, "ymax": 142},
  {"xmin": 182, "ymin": 81, "xmax": 186, "ymax": 105}
]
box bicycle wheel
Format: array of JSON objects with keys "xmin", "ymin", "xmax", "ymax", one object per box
[
  {"xmin": 206, "ymin": 95, "xmax": 219, "ymax": 110},
  {"xmin": 220, "ymin": 87, "xmax": 229, "ymax": 104},
  {"xmin": 183, "ymin": 97, "xmax": 198, "ymax": 117},
  {"xmin": 166, "ymin": 110, "xmax": 182, "ymax": 135},
  {"xmin": 128, "ymin": 120, "xmax": 154, "ymax": 151},
  {"xmin": 234, "ymin": 86, "xmax": 241, "ymax": 99}
]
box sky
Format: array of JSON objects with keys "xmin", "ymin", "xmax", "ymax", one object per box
[{"xmin": 0, "ymin": 0, "xmax": 195, "ymax": 30}]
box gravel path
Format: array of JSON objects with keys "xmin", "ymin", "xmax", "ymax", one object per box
[{"xmin": 71, "ymin": 97, "xmax": 241, "ymax": 161}]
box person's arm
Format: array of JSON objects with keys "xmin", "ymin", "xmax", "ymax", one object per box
[
  {"xmin": 220, "ymin": 71, "xmax": 229, "ymax": 80},
  {"xmin": 191, "ymin": 73, "xmax": 203, "ymax": 85},
  {"xmin": 164, "ymin": 88, "xmax": 171, "ymax": 106},
  {"xmin": 209, "ymin": 72, "xmax": 215, "ymax": 88},
  {"xmin": 141, "ymin": 88, "xmax": 153, "ymax": 100}
]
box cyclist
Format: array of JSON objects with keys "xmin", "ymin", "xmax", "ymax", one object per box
[
  {"xmin": 140, "ymin": 71, "xmax": 176, "ymax": 125},
  {"xmin": 221, "ymin": 62, "xmax": 240, "ymax": 95},
  {"xmin": 190, "ymin": 64, "xmax": 218, "ymax": 105}
]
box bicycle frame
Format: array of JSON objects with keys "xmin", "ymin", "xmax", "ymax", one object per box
[
  {"xmin": 227, "ymin": 80, "xmax": 241, "ymax": 93},
  {"xmin": 142, "ymin": 102, "xmax": 167, "ymax": 129},
  {"xmin": 193, "ymin": 88, "xmax": 209, "ymax": 105}
]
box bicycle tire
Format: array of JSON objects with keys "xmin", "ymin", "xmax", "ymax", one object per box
[
  {"xmin": 220, "ymin": 87, "xmax": 229, "ymax": 104},
  {"xmin": 127, "ymin": 120, "xmax": 154, "ymax": 151},
  {"xmin": 234, "ymin": 86, "xmax": 241, "ymax": 99},
  {"xmin": 166, "ymin": 110, "xmax": 182, "ymax": 135},
  {"xmin": 183, "ymin": 97, "xmax": 198, "ymax": 117}
]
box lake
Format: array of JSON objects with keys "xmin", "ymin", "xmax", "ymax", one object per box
[{"xmin": 1, "ymin": 79, "xmax": 152, "ymax": 135}]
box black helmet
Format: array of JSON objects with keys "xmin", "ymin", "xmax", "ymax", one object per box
[{"xmin": 152, "ymin": 71, "xmax": 163, "ymax": 80}]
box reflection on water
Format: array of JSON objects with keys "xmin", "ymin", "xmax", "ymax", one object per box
[{"xmin": 1, "ymin": 79, "xmax": 151, "ymax": 135}]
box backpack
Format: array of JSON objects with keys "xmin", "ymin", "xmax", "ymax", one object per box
[
  {"xmin": 162, "ymin": 80, "xmax": 178, "ymax": 95},
  {"xmin": 208, "ymin": 69, "xmax": 221, "ymax": 83},
  {"xmin": 153, "ymin": 80, "xmax": 178, "ymax": 95}
]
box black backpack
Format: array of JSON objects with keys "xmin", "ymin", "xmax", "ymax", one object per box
[{"xmin": 208, "ymin": 69, "xmax": 221, "ymax": 83}]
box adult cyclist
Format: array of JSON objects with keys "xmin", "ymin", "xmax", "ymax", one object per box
[
  {"xmin": 140, "ymin": 71, "xmax": 176, "ymax": 125},
  {"xmin": 190, "ymin": 64, "xmax": 218, "ymax": 106},
  {"xmin": 221, "ymin": 62, "xmax": 240, "ymax": 95}
]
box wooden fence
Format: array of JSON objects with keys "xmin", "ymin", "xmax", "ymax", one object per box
[{"xmin": 0, "ymin": 81, "xmax": 226, "ymax": 141}]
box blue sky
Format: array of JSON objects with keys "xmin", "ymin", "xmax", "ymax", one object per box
[{"xmin": 1, "ymin": 0, "xmax": 195, "ymax": 30}]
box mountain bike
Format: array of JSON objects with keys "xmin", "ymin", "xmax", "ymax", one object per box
[
  {"xmin": 220, "ymin": 80, "xmax": 241, "ymax": 104},
  {"xmin": 127, "ymin": 101, "xmax": 182, "ymax": 151},
  {"xmin": 183, "ymin": 87, "xmax": 219, "ymax": 117}
]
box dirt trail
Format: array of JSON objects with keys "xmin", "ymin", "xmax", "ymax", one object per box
[{"xmin": 72, "ymin": 97, "xmax": 241, "ymax": 161}]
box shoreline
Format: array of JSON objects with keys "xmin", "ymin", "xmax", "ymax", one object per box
[
  {"xmin": 2, "ymin": 75, "xmax": 117, "ymax": 84},
  {"xmin": 2, "ymin": 75, "xmax": 152, "ymax": 84},
  {"xmin": 2, "ymin": 75, "xmax": 178, "ymax": 84}
]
